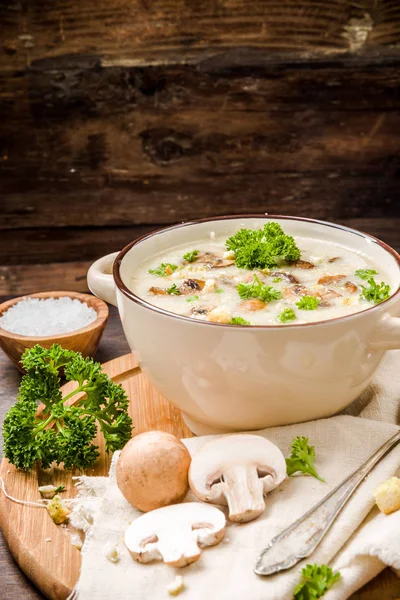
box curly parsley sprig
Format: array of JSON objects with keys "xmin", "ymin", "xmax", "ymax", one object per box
[
  {"xmin": 148, "ymin": 263, "xmax": 178, "ymax": 277},
  {"xmin": 226, "ymin": 222, "xmax": 301, "ymax": 270},
  {"xmin": 237, "ymin": 275, "xmax": 281, "ymax": 303},
  {"xmin": 166, "ymin": 283, "xmax": 181, "ymax": 295},
  {"xmin": 230, "ymin": 317, "xmax": 251, "ymax": 326},
  {"xmin": 3, "ymin": 345, "xmax": 133, "ymax": 471},
  {"xmin": 294, "ymin": 564, "xmax": 340, "ymax": 599},
  {"xmin": 286, "ymin": 436, "xmax": 325, "ymax": 482},
  {"xmin": 296, "ymin": 296, "xmax": 320, "ymax": 311},
  {"xmin": 360, "ymin": 277, "xmax": 391, "ymax": 304},
  {"xmin": 354, "ymin": 268, "xmax": 378, "ymax": 280},
  {"xmin": 278, "ymin": 308, "xmax": 296, "ymax": 323},
  {"xmin": 183, "ymin": 250, "xmax": 199, "ymax": 263}
]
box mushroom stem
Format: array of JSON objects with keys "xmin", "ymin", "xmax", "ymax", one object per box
[{"xmin": 223, "ymin": 465, "xmax": 265, "ymax": 523}]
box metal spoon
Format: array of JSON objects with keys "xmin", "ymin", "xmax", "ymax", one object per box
[{"xmin": 254, "ymin": 430, "xmax": 400, "ymax": 576}]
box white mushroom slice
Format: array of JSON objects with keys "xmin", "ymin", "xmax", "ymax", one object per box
[
  {"xmin": 125, "ymin": 503, "xmax": 226, "ymax": 568},
  {"xmin": 189, "ymin": 434, "xmax": 286, "ymax": 523}
]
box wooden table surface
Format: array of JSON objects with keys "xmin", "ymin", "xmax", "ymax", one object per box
[{"xmin": 0, "ymin": 305, "xmax": 399, "ymax": 600}]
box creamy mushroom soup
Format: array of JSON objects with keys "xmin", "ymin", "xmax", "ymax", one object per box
[{"xmin": 130, "ymin": 223, "xmax": 392, "ymax": 325}]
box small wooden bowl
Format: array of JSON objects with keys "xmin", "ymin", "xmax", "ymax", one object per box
[{"xmin": 0, "ymin": 291, "xmax": 109, "ymax": 371}]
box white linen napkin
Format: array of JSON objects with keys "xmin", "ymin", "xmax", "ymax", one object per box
[{"xmin": 72, "ymin": 351, "xmax": 400, "ymax": 600}]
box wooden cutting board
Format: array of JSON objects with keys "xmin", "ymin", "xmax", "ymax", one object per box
[{"xmin": 0, "ymin": 353, "xmax": 193, "ymax": 600}]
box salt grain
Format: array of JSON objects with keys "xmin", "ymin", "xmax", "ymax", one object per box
[{"xmin": 0, "ymin": 297, "xmax": 97, "ymax": 336}]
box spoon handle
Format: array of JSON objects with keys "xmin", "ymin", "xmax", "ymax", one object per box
[{"xmin": 254, "ymin": 430, "xmax": 400, "ymax": 576}]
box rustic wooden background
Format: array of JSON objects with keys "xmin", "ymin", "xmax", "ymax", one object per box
[{"xmin": 1, "ymin": 0, "xmax": 400, "ymax": 296}]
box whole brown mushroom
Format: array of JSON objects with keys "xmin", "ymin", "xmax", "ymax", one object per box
[{"xmin": 116, "ymin": 431, "xmax": 191, "ymax": 512}]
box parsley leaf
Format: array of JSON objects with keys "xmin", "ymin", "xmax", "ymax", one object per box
[
  {"xmin": 294, "ymin": 564, "xmax": 340, "ymax": 599},
  {"xmin": 226, "ymin": 222, "xmax": 301, "ymax": 270},
  {"xmin": 237, "ymin": 275, "xmax": 281, "ymax": 303},
  {"xmin": 183, "ymin": 250, "xmax": 199, "ymax": 263},
  {"xmin": 148, "ymin": 263, "xmax": 178, "ymax": 277},
  {"xmin": 360, "ymin": 277, "xmax": 391, "ymax": 304},
  {"xmin": 296, "ymin": 296, "xmax": 320, "ymax": 310},
  {"xmin": 230, "ymin": 317, "xmax": 251, "ymax": 326},
  {"xmin": 166, "ymin": 284, "xmax": 181, "ymax": 295},
  {"xmin": 355, "ymin": 268, "xmax": 378, "ymax": 280},
  {"xmin": 278, "ymin": 308, "xmax": 296, "ymax": 323},
  {"xmin": 3, "ymin": 345, "xmax": 132, "ymax": 471},
  {"xmin": 215, "ymin": 288, "xmax": 224, "ymax": 294},
  {"xmin": 273, "ymin": 277, "xmax": 282, "ymax": 283},
  {"xmin": 186, "ymin": 295, "xmax": 199, "ymax": 302},
  {"xmin": 286, "ymin": 436, "xmax": 325, "ymax": 482}
]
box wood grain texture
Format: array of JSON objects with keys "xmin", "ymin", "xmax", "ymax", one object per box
[
  {"xmin": 0, "ymin": 227, "xmax": 157, "ymax": 265},
  {"xmin": 1, "ymin": 19, "xmax": 400, "ymax": 236},
  {"xmin": 0, "ymin": 352, "xmax": 193, "ymax": 600},
  {"xmin": 3, "ymin": 220, "xmax": 400, "ymax": 267},
  {"xmin": 0, "ymin": 262, "xmax": 92, "ymax": 297},
  {"xmin": 0, "ymin": 0, "xmax": 391, "ymax": 70},
  {"xmin": 2, "ymin": 172, "xmax": 400, "ymax": 230},
  {"xmin": 0, "ymin": 309, "xmax": 399, "ymax": 599},
  {"xmin": 1, "ymin": 61, "xmax": 400, "ymax": 232}
]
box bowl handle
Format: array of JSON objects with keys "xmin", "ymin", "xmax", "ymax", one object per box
[
  {"xmin": 369, "ymin": 314, "xmax": 400, "ymax": 350},
  {"xmin": 87, "ymin": 252, "xmax": 119, "ymax": 307}
]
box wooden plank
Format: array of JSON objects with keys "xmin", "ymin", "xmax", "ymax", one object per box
[
  {"xmin": 0, "ymin": 226, "xmax": 157, "ymax": 265},
  {"xmin": 1, "ymin": 173, "xmax": 400, "ymax": 230},
  {"xmin": 1, "ymin": 0, "xmax": 395, "ymax": 72},
  {"xmin": 3, "ymin": 86, "xmax": 400, "ymax": 174},
  {"xmin": 1, "ymin": 219, "xmax": 399, "ymax": 268},
  {"xmin": 1, "ymin": 56, "xmax": 400, "ymax": 231},
  {"xmin": 0, "ymin": 262, "xmax": 92, "ymax": 296}
]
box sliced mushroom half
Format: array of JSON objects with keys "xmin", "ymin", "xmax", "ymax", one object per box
[
  {"xmin": 125, "ymin": 503, "xmax": 226, "ymax": 568},
  {"xmin": 240, "ymin": 299, "xmax": 266, "ymax": 312},
  {"xmin": 317, "ymin": 274, "xmax": 346, "ymax": 285},
  {"xmin": 196, "ymin": 252, "xmax": 235, "ymax": 269},
  {"xmin": 149, "ymin": 286, "xmax": 168, "ymax": 295},
  {"xmin": 270, "ymin": 271, "xmax": 300, "ymax": 284},
  {"xmin": 180, "ymin": 278, "xmax": 206, "ymax": 294},
  {"xmin": 284, "ymin": 284, "xmax": 310, "ymax": 298},
  {"xmin": 290, "ymin": 259, "xmax": 316, "ymax": 269},
  {"xmin": 189, "ymin": 434, "xmax": 286, "ymax": 523},
  {"xmin": 191, "ymin": 305, "xmax": 214, "ymax": 318},
  {"xmin": 344, "ymin": 281, "xmax": 358, "ymax": 294}
]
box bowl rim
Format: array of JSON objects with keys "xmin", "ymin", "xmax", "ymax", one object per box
[
  {"xmin": 113, "ymin": 214, "xmax": 400, "ymax": 329},
  {"xmin": 0, "ymin": 291, "xmax": 109, "ymax": 341}
]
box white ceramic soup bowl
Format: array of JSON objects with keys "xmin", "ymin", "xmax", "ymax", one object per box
[{"xmin": 87, "ymin": 216, "xmax": 400, "ymax": 435}]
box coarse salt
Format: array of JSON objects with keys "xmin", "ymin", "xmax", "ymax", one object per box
[{"xmin": 0, "ymin": 297, "xmax": 97, "ymax": 336}]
